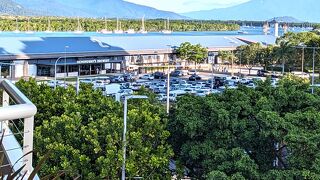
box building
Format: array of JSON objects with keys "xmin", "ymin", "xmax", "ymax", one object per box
[{"xmin": 0, "ymin": 34, "xmax": 277, "ymax": 78}]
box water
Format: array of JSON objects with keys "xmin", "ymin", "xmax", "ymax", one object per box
[{"xmin": 0, "ymin": 27, "xmax": 310, "ymax": 37}]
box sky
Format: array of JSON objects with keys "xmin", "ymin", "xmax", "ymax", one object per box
[{"xmin": 125, "ymin": 0, "xmax": 250, "ymax": 13}]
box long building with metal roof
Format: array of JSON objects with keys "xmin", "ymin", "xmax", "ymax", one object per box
[{"xmin": 0, "ymin": 34, "xmax": 277, "ymax": 78}]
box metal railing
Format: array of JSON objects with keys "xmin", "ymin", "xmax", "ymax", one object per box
[{"xmin": 0, "ymin": 79, "xmax": 37, "ymax": 178}]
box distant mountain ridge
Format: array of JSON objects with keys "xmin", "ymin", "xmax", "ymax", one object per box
[
  {"xmin": 0, "ymin": 0, "xmax": 186, "ymax": 19},
  {"xmin": 183, "ymin": 0, "xmax": 320, "ymax": 22},
  {"xmin": 268, "ymin": 16, "xmax": 302, "ymax": 23}
]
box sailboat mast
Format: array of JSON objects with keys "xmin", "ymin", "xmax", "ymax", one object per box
[
  {"xmin": 167, "ymin": 18, "xmax": 170, "ymax": 30},
  {"xmin": 15, "ymin": 17, "xmax": 18, "ymax": 31},
  {"xmin": 27, "ymin": 17, "xmax": 30, "ymax": 31},
  {"xmin": 141, "ymin": 16, "xmax": 145, "ymax": 31},
  {"xmin": 47, "ymin": 17, "xmax": 51, "ymax": 31},
  {"xmin": 116, "ymin": 18, "xmax": 119, "ymax": 31}
]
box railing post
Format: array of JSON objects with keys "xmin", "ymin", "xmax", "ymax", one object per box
[
  {"xmin": 23, "ymin": 116, "xmax": 34, "ymax": 174},
  {"xmin": 1, "ymin": 91, "xmax": 9, "ymax": 132}
]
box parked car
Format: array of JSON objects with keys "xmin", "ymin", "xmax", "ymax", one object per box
[
  {"xmin": 79, "ymin": 78, "xmax": 93, "ymax": 84},
  {"xmin": 93, "ymin": 80, "xmax": 105, "ymax": 88},
  {"xmin": 123, "ymin": 74, "xmax": 135, "ymax": 82},
  {"xmin": 153, "ymin": 72, "xmax": 166, "ymax": 79},
  {"xmin": 187, "ymin": 69, "xmax": 198, "ymax": 75},
  {"xmin": 94, "ymin": 76, "xmax": 111, "ymax": 84},
  {"xmin": 157, "ymin": 94, "xmax": 167, "ymax": 101},
  {"xmin": 257, "ymin": 70, "xmax": 271, "ymax": 77},
  {"xmin": 140, "ymin": 74, "xmax": 154, "ymax": 80},
  {"xmin": 230, "ymin": 76, "xmax": 241, "ymax": 83},
  {"xmin": 170, "ymin": 70, "xmax": 184, "ymax": 77},
  {"xmin": 189, "ymin": 74, "xmax": 202, "ymax": 81},
  {"xmin": 110, "ymin": 76, "xmax": 124, "ymax": 83},
  {"xmin": 47, "ymin": 80, "xmax": 65, "ymax": 88}
]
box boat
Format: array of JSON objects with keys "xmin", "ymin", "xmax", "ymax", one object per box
[
  {"xmin": 100, "ymin": 17, "xmax": 112, "ymax": 34},
  {"xmin": 74, "ymin": 17, "xmax": 84, "ymax": 34},
  {"xmin": 113, "ymin": 18, "xmax": 124, "ymax": 34},
  {"xmin": 125, "ymin": 29, "xmax": 135, "ymax": 34},
  {"xmin": 138, "ymin": 16, "xmax": 148, "ymax": 34},
  {"xmin": 25, "ymin": 17, "xmax": 34, "ymax": 34},
  {"xmin": 162, "ymin": 18, "xmax": 172, "ymax": 34},
  {"xmin": 237, "ymin": 30, "xmax": 249, "ymax": 34}
]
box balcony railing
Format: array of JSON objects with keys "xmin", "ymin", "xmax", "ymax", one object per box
[{"xmin": 0, "ymin": 79, "xmax": 37, "ymax": 178}]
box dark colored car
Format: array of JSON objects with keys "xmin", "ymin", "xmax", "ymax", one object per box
[
  {"xmin": 154, "ymin": 72, "xmax": 166, "ymax": 79},
  {"xmin": 257, "ymin": 70, "xmax": 270, "ymax": 77},
  {"xmin": 170, "ymin": 71, "xmax": 184, "ymax": 77},
  {"xmin": 123, "ymin": 74, "xmax": 135, "ymax": 82},
  {"xmin": 189, "ymin": 75, "xmax": 202, "ymax": 81}
]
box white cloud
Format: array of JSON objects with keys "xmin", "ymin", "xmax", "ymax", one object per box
[{"xmin": 125, "ymin": 0, "xmax": 250, "ymax": 13}]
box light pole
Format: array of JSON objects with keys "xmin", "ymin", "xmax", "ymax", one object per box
[
  {"xmin": 312, "ymin": 47, "xmax": 316, "ymax": 94},
  {"xmin": 166, "ymin": 45, "xmax": 172, "ymax": 114},
  {"xmin": 54, "ymin": 57, "xmax": 63, "ymax": 89},
  {"xmin": 122, "ymin": 95, "xmax": 148, "ymax": 180},
  {"xmin": 64, "ymin": 46, "xmax": 69, "ymax": 88}
]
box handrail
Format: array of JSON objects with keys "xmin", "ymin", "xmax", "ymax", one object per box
[
  {"xmin": 0, "ymin": 80, "xmax": 37, "ymax": 121},
  {"xmin": 0, "ymin": 79, "xmax": 37, "ymax": 178}
]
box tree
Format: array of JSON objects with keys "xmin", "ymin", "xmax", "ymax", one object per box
[
  {"xmin": 176, "ymin": 42, "xmax": 208, "ymax": 70},
  {"xmin": 16, "ymin": 79, "xmax": 173, "ymax": 179},
  {"xmin": 218, "ymin": 50, "xmax": 236, "ymax": 75},
  {"xmin": 169, "ymin": 75, "xmax": 320, "ymax": 178}
]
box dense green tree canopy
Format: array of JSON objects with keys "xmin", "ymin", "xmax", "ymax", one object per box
[
  {"xmin": 176, "ymin": 42, "xmax": 208, "ymax": 69},
  {"xmin": 15, "ymin": 79, "xmax": 173, "ymax": 179},
  {"xmin": 169, "ymin": 75, "xmax": 320, "ymax": 179},
  {"xmin": 0, "ymin": 16, "xmax": 240, "ymax": 32}
]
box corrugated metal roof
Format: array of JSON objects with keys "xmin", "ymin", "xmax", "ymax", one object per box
[{"xmin": 0, "ymin": 35, "xmax": 276, "ymax": 57}]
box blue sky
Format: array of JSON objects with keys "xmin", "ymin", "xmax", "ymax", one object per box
[{"xmin": 125, "ymin": 0, "xmax": 250, "ymax": 13}]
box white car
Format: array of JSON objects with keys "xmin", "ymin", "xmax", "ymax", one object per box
[
  {"xmin": 240, "ymin": 78, "xmax": 250, "ymax": 84},
  {"xmin": 195, "ymin": 89, "xmax": 210, "ymax": 97},
  {"xmin": 246, "ymin": 83, "xmax": 256, "ymax": 89},
  {"xmin": 157, "ymin": 94, "xmax": 167, "ymax": 101},
  {"xmin": 230, "ymin": 76, "xmax": 241, "ymax": 83},
  {"xmin": 93, "ymin": 80, "xmax": 105, "ymax": 88},
  {"xmin": 47, "ymin": 80, "xmax": 65, "ymax": 88},
  {"xmin": 80, "ymin": 78, "xmax": 93, "ymax": 84},
  {"xmin": 140, "ymin": 74, "xmax": 154, "ymax": 80},
  {"xmin": 187, "ymin": 69, "xmax": 198, "ymax": 75},
  {"xmin": 118, "ymin": 89, "xmax": 133, "ymax": 97}
]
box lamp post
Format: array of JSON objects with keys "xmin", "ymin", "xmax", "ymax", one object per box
[
  {"xmin": 312, "ymin": 47, "xmax": 316, "ymax": 94},
  {"xmin": 122, "ymin": 95, "xmax": 148, "ymax": 180},
  {"xmin": 54, "ymin": 57, "xmax": 63, "ymax": 89},
  {"xmin": 166, "ymin": 45, "xmax": 172, "ymax": 114},
  {"xmin": 64, "ymin": 46, "xmax": 69, "ymax": 88},
  {"xmin": 54, "ymin": 45, "xmax": 69, "ymax": 89}
]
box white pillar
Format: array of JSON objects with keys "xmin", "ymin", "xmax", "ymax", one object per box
[
  {"xmin": 14, "ymin": 61, "xmax": 25, "ymax": 79},
  {"xmin": 23, "ymin": 116, "xmax": 34, "ymax": 174},
  {"xmin": 275, "ymin": 22, "xmax": 279, "ymax": 37}
]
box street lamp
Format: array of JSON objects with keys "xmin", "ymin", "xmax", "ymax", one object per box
[
  {"xmin": 64, "ymin": 46, "xmax": 69, "ymax": 88},
  {"xmin": 122, "ymin": 95, "xmax": 148, "ymax": 180},
  {"xmin": 312, "ymin": 47, "xmax": 316, "ymax": 94},
  {"xmin": 54, "ymin": 56, "xmax": 63, "ymax": 89},
  {"xmin": 166, "ymin": 45, "xmax": 172, "ymax": 114},
  {"xmin": 54, "ymin": 45, "xmax": 69, "ymax": 89}
]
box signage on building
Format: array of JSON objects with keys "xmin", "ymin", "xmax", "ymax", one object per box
[{"xmin": 76, "ymin": 58, "xmax": 112, "ymax": 64}]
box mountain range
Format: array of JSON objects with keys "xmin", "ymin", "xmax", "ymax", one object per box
[
  {"xmin": 183, "ymin": 0, "xmax": 320, "ymax": 22},
  {"xmin": 0, "ymin": 0, "xmax": 319, "ymax": 22},
  {"xmin": 0, "ymin": 0, "xmax": 186, "ymax": 19}
]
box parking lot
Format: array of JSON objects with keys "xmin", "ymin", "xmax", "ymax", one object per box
[{"xmin": 44, "ymin": 69, "xmax": 280, "ymax": 102}]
